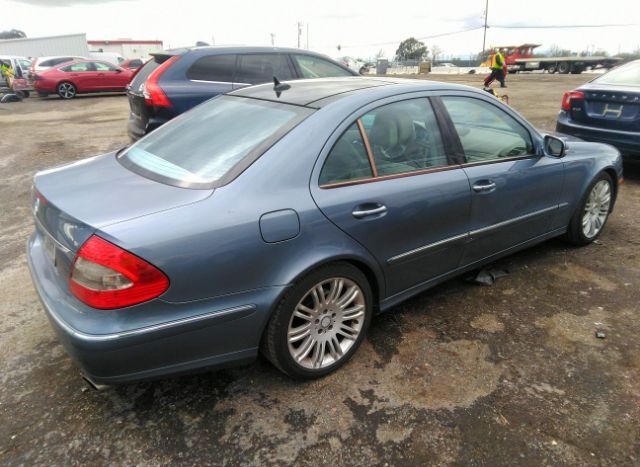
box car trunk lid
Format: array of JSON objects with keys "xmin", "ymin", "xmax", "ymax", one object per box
[
  {"xmin": 572, "ymin": 85, "xmax": 640, "ymax": 132},
  {"xmin": 33, "ymin": 151, "xmax": 212, "ymax": 254}
]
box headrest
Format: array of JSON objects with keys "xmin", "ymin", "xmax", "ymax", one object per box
[{"xmin": 368, "ymin": 107, "xmax": 415, "ymax": 149}]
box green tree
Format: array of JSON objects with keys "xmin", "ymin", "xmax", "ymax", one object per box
[
  {"xmin": 0, "ymin": 29, "xmax": 26, "ymax": 40},
  {"xmin": 395, "ymin": 37, "xmax": 428, "ymax": 61}
]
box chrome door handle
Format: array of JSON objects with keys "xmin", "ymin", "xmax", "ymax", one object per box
[
  {"xmin": 472, "ymin": 182, "xmax": 497, "ymax": 192},
  {"xmin": 352, "ymin": 205, "xmax": 387, "ymax": 218}
]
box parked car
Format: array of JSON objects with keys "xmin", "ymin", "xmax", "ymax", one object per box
[
  {"xmin": 28, "ymin": 77, "xmax": 622, "ymax": 386},
  {"xmin": 120, "ymin": 58, "xmax": 145, "ymax": 70},
  {"xmin": 34, "ymin": 59, "xmax": 134, "ymax": 99},
  {"xmin": 556, "ymin": 59, "xmax": 640, "ymax": 159},
  {"xmin": 31, "ymin": 55, "xmax": 86, "ymax": 74},
  {"xmin": 126, "ymin": 46, "xmax": 358, "ymax": 140},
  {"xmin": 88, "ymin": 52, "xmax": 126, "ymax": 66},
  {"xmin": 0, "ymin": 55, "xmax": 33, "ymax": 96}
]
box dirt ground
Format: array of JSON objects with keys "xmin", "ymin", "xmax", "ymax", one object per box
[{"xmin": 1, "ymin": 74, "xmax": 639, "ymax": 466}]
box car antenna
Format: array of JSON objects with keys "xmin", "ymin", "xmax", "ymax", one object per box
[{"xmin": 273, "ymin": 76, "xmax": 290, "ymax": 98}]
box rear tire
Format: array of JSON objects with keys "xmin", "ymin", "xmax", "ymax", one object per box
[
  {"xmin": 558, "ymin": 61, "xmax": 571, "ymax": 74},
  {"xmin": 261, "ymin": 262, "xmax": 373, "ymax": 379},
  {"xmin": 564, "ymin": 172, "xmax": 613, "ymax": 246},
  {"xmin": 547, "ymin": 64, "xmax": 557, "ymax": 74},
  {"xmin": 57, "ymin": 82, "xmax": 76, "ymax": 99}
]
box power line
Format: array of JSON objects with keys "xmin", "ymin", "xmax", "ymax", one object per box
[
  {"xmin": 491, "ymin": 23, "xmax": 638, "ymax": 29},
  {"xmin": 335, "ymin": 26, "xmax": 483, "ymax": 49},
  {"xmin": 324, "ymin": 22, "xmax": 638, "ymax": 51}
]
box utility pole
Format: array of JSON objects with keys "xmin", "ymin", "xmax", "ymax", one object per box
[
  {"xmin": 297, "ymin": 22, "xmax": 302, "ymax": 48},
  {"xmin": 482, "ymin": 0, "xmax": 489, "ymax": 57},
  {"xmin": 270, "ymin": 33, "xmax": 275, "ymax": 46},
  {"xmin": 306, "ymin": 23, "xmax": 309, "ymax": 49}
]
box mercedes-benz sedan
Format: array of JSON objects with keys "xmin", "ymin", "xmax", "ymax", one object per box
[{"xmin": 28, "ymin": 77, "xmax": 623, "ymax": 386}]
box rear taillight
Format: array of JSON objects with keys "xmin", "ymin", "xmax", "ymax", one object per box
[
  {"xmin": 561, "ymin": 90, "xmax": 585, "ymax": 111},
  {"xmin": 69, "ymin": 235, "xmax": 169, "ymax": 309},
  {"xmin": 144, "ymin": 55, "xmax": 180, "ymax": 108}
]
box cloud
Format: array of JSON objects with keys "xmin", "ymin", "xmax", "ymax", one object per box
[{"xmin": 9, "ymin": 0, "xmax": 131, "ymax": 6}]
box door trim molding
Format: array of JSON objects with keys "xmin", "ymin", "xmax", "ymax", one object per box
[
  {"xmin": 387, "ymin": 203, "xmax": 566, "ymax": 265},
  {"xmin": 388, "ymin": 232, "xmax": 469, "ymax": 264},
  {"xmin": 469, "ymin": 204, "xmax": 560, "ymax": 237}
]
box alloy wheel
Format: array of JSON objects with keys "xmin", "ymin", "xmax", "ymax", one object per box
[
  {"xmin": 287, "ymin": 277, "xmax": 365, "ymax": 370},
  {"xmin": 58, "ymin": 83, "xmax": 76, "ymax": 99},
  {"xmin": 582, "ymin": 180, "xmax": 611, "ymax": 239}
]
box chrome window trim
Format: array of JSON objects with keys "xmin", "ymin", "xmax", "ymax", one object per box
[{"xmin": 189, "ymin": 79, "xmax": 236, "ymax": 84}]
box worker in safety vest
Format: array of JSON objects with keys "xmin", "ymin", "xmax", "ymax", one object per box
[
  {"xmin": 483, "ymin": 48, "xmax": 507, "ymax": 88},
  {"xmin": 1, "ymin": 61, "xmax": 14, "ymax": 89}
]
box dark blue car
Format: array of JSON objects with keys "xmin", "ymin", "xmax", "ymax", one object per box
[
  {"xmin": 556, "ymin": 59, "xmax": 640, "ymax": 158},
  {"xmin": 126, "ymin": 46, "xmax": 357, "ymax": 140},
  {"xmin": 29, "ymin": 78, "xmax": 623, "ymax": 386}
]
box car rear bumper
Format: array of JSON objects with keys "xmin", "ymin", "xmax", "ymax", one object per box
[
  {"xmin": 27, "ymin": 233, "xmax": 285, "ymax": 385},
  {"xmin": 127, "ymin": 112, "xmax": 167, "ymax": 141},
  {"xmin": 33, "ymin": 80, "xmax": 56, "ymax": 94},
  {"xmin": 557, "ymin": 112, "xmax": 640, "ymax": 157}
]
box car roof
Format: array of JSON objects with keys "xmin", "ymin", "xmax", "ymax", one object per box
[
  {"xmin": 37, "ymin": 55, "xmax": 84, "ymax": 60},
  {"xmin": 170, "ymin": 46, "xmax": 343, "ymax": 56},
  {"xmin": 229, "ymin": 76, "xmax": 475, "ymax": 107}
]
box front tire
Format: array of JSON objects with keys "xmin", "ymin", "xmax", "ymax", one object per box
[
  {"xmin": 565, "ymin": 172, "xmax": 613, "ymax": 245},
  {"xmin": 57, "ymin": 82, "xmax": 77, "ymax": 99},
  {"xmin": 262, "ymin": 262, "xmax": 373, "ymax": 379}
]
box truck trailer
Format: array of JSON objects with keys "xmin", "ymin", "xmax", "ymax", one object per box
[{"xmin": 485, "ymin": 44, "xmax": 621, "ymax": 74}]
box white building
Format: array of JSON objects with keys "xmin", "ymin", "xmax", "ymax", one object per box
[
  {"xmin": 0, "ymin": 33, "xmax": 89, "ymax": 57},
  {"xmin": 87, "ymin": 39, "xmax": 163, "ymax": 59}
]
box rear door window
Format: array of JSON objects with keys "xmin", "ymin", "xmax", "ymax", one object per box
[
  {"xmin": 94, "ymin": 61, "xmax": 118, "ymax": 71},
  {"xmin": 319, "ymin": 123, "xmax": 373, "ymax": 185},
  {"xmin": 129, "ymin": 58, "xmax": 160, "ymax": 91},
  {"xmin": 186, "ymin": 54, "xmax": 237, "ymax": 82},
  {"xmin": 292, "ymin": 54, "xmax": 353, "ymax": 78},
  {"xmin": 236, "ymin": 54, "xmax": 294, "ymax": 84},
  {"xmin": 319, "ymin": 98, "xmax": 449, "ymax": 186},
  {"xmin": 61, "ymin": 62, "xmax": 95, "ymax": 72}
]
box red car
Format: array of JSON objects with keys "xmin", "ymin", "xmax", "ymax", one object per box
[
  {"xmin": 34, "ymin": 59, "xmax": 134, "ymax": 99},
  {"xmin": 119, "ymin": 58, "xmax": 145, "ymax": 70}
]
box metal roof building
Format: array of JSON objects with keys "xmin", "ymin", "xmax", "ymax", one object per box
[{"xmin": 0, "ymin": 33, "xmax": 89, "ymax": 57}]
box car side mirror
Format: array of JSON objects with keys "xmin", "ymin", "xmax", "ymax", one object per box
[{"xmin": 543, "ymin": 135, "xmax": 566, "ymax": 158}]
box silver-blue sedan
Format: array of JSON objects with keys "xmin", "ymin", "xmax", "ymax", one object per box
[{"xmin": 28, "ymin": 77, "xmax": 623, "ymax": 386}]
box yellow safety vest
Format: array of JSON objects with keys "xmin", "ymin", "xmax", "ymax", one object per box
[{"xmin": 491, "ymin": 52, "xmax": 505, "ymax": 70}]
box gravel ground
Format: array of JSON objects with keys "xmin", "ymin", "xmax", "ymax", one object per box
[{"xmin": 0, "ymin": 74, "xmax": 639, "ymax": 466}]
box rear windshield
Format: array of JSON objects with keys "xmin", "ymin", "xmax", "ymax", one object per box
[
  {"xmin": 593, "ymin": 61, "xmax": 640, "ymax": 87},
  {"xmin": 129, "ymin": 57, "xmax": 161, "ymax": 91},
  {"xmin": 119, "ymin": 96, "xmax": 313, "ymax": 188}
]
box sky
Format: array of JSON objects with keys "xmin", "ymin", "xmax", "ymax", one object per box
[{"xmin": 3, "ymin": 0, "xmax": 640, "ymax": 60}]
